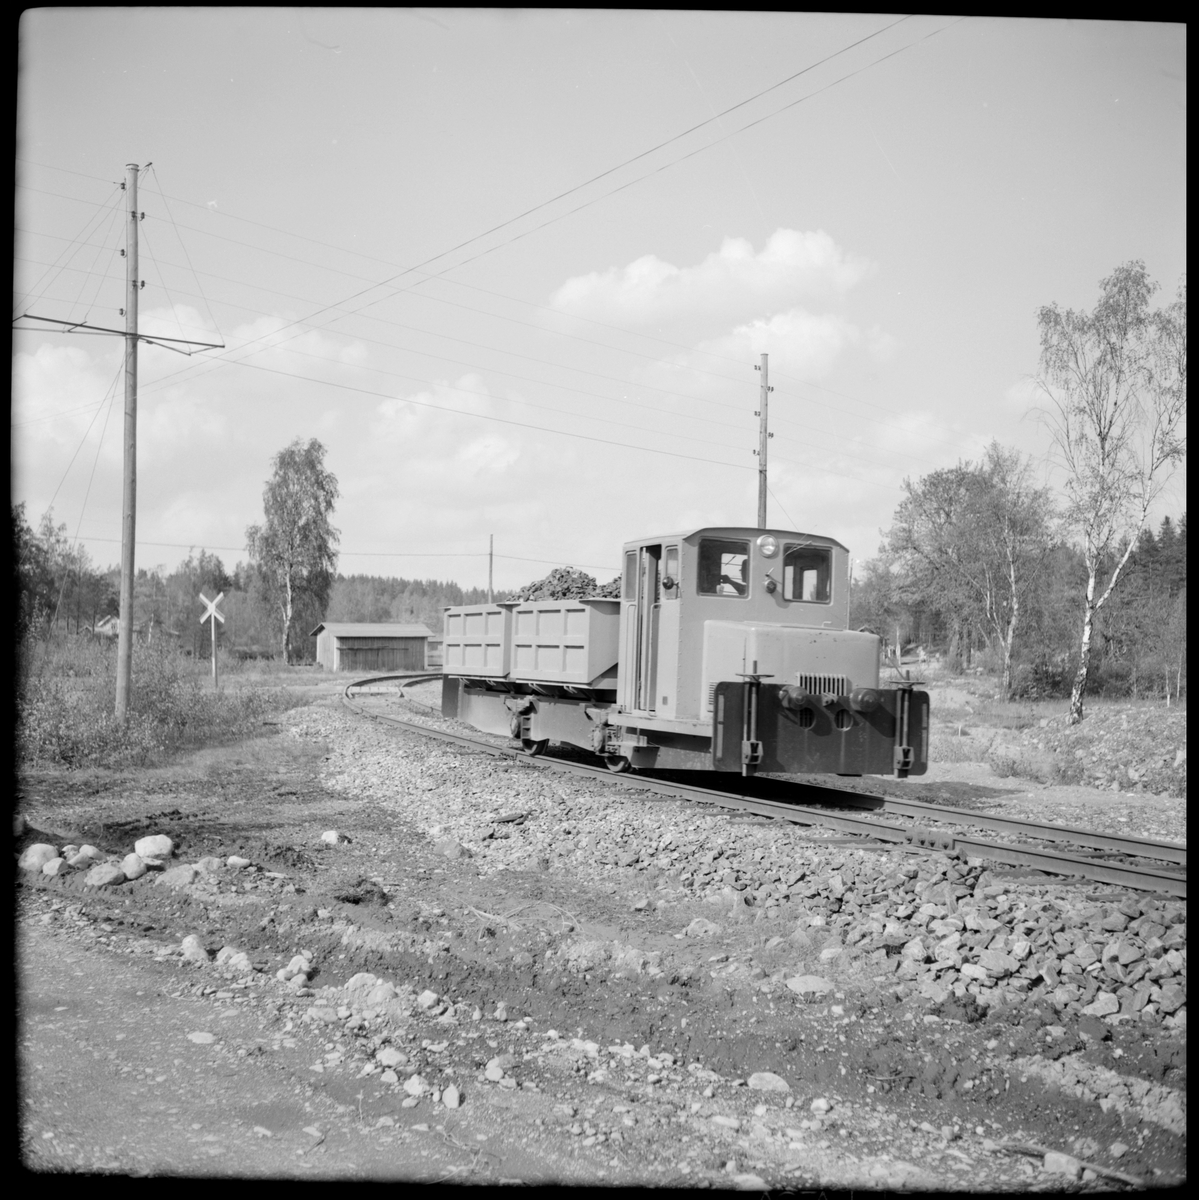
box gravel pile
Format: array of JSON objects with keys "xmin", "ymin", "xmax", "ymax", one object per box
[
  {"xmin": 300, "ymin": 705, "xmax": 1188, "ymax": 1032},
  {"xmin": 515, "ymin": 567, "xmax": 621, "ymax": 600}
]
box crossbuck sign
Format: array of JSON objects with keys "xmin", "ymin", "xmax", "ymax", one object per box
[{"xmin": 199, "ymin": 591, "xmax": 225, "ymax": 686}]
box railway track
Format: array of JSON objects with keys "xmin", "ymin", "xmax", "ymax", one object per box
[{"xmin": 343, "ymin": 673, "xmax": 1186, "ymax": 898}]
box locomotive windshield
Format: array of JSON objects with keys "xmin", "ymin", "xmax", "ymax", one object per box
[
  {"xmin": 783, "ymin": 544, "xmax": 831, "ymax": 603},
  {"xmin": 698, "ymin": 538, "xmax": 749, "ymax": 597}
]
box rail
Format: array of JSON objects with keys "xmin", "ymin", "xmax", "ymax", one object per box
[{"xmin": 342, "ymin": 674, "xmax": 1186, "ymax": 898}]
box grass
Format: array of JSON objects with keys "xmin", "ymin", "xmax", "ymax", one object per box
[{"xmin": 17, "ymin": 631, "xmax": 313, "ymax": 770}]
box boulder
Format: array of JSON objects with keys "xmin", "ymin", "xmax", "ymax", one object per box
[
  {"xmin": 134, "ymin": 834, "xmax": 173, "ymax": 860},
  {"xmin": 19, "ymin": 844, "xmax": 59, "ymax": 872},
  {"xmin": 84, "ymin": 863, "xmax": 126, "ymax": 888},
  {"xmin": 786, "ymin": 975, "xmax": 833, "ymax": 998},
  {"xmin": 747, "ymin": 1071, "xmax": 790, "ymax": 1093},
  {"xmin": 121, "ymin": 853, "xmax": 147, "ymax": 881},
  {"xmin": 227, "ymin": 856, "xmax": 251, "ymax": 869},
  {"xmin": 157, "ymin": 865, "xmax": 200, "ymax": 889},
  {"xmin": 180, "ymin": 934, "xmax": 210, "ymax": 963},
  {"xmin": 42, "ymin": 858, "xmax": 71, "ymax": 877}
]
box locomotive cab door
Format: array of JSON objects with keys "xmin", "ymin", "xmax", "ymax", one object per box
[{"xmin": 630, "ymin": 544, "xmax": 661, "ymax": 713}]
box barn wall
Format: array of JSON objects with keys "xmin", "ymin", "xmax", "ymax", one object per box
[
  {"xmin": 333, "ymin": 637, "xmax": 427, "ymax": 672},
  {"xmin": 315, "ymin": 630, "xmax": 337, "ymax": 671}
]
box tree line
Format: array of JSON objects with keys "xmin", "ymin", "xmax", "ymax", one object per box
[{"xmin": 13, "ymin": 263, "xmax": 1185, "ymax": 722}]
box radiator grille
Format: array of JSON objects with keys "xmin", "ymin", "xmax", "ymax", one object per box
[
  {"xmin": 707, "ymin": 675, "xmax": 851, "ymax": 711},
  {"xmin": 796, "ymin": 675, "xmax": 850, "ymax": 696}
]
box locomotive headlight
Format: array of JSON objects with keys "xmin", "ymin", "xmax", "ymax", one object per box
[
  {"xmin": 756, "ymin": 534, "xmax": 779, "ymax": 558},
  {"xmin": 848, "ymin": 687, "xmax": 881, "ymax": 713}
]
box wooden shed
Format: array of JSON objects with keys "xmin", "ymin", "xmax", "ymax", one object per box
[{"xmin": 309, "ymin": 622, "xmax": 434, "ymax": 672}]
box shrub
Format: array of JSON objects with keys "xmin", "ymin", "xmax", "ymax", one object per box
[{"xmin": 17, "ymin": 631, "xmax": 306, "ymax": 769}]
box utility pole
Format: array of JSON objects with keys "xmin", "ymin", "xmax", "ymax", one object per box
[
  {"xmin": 115, "ymin": 163, "xmax": 140, "ymax": 721},
  {"xmin": 488, "ymin": 534, "xmax": 494, "ymax": 603},
  {"xmin": 754, "ymin": 353, "xmax": 773, "ymax": 529}
]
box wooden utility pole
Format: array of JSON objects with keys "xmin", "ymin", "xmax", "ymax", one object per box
[
  {"xmin": 488, "ymin": 534, "xmax": 494, "ymax": 603},
  {"xmin": 115, "ymin": 163, "xmax": 140, "ymax": 721},
  {"xmin": 754, "ymin": 353, "xmax": 773, "ymax": 529}
]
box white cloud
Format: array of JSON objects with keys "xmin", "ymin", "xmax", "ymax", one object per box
[{"xmin": 550, "ymin": 228, "xmax": 871, "ymax": 337}]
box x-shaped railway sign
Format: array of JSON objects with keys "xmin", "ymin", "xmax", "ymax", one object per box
[{"xmin": 199, "ymin": 591, "xmax": 225, "ymax": 625}]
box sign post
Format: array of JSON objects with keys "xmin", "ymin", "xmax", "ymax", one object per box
[{"xmin": 199, "ymin": 591, "xmax": 225, "ymax": 689}]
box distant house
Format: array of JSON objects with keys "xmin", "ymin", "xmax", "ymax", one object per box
[{"xmin": 309, "ymin": 622, "xmax": 435, "ymax": 672}]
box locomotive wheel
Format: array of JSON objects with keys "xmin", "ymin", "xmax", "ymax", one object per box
[
  {"xmin": 520, "ymin": 738, "xmax": 549, "ymax": 757},
  {"xmin": 604, "ymin": 755, "xmax": 632, "ymax": 773}
]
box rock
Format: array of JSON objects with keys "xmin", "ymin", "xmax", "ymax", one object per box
[
  {"xmin": 786, "ymin": 974, "xmax": 834, "ymax": 998},
  {"xmin": 195, "ymin": 856, "xmax": 224, "ymax": 873},
  {"xmin": 227, "ymin": 855, "xmax": 252, "ymax": 869},
  {"xmin": 220, "ymin": 951, "xmax": 254, "ymax": 973},
  {"xmin": 180, "ymin": 935, "xmax": 210, "ymax": 963},
  {"xmin": 403, "ymin": 1074, "xmax": 429, "ymax": 1096},
  {"xmin": 1157, "ymin": 982, "xmax": 1186, "ymax": 1014},
  {"xmin": 157, "ymin": 865, "xmax": 199, "ymax": 889},
  {"xmin": 442, "ymin": 1084, "xmax": 462, "ymax": 1109},
  {"xmin": 41, "ymin": 858, "xmax": 70, "ymax": 877},
  {"xmin": 76, "ymin": 845, "xmax": 102, "ymax": 861},
  {"xmin": 59, "ymin": 845, "xmax": 80, "ymax": 859},
  {"xmin": 134, "ymin": 834, "xmax": 173, "ymax": 860},
  {"xmin": 121, "ymin": 853, "xmax": 147, "ymax": 881},
  {"xmin": 434, "ymin": 838, "xmax": 468, "ymax": 859},
  {"xmin": 1109, "ymin": 1142, "xmax": 1129, "ymax": 1159},
  {"xmin": 19, "ymin": 844, "xmax": 58, "ymax": 872},
  {"xmin": 902, "ymin": 937, "xmax": 928, "ymax": 962},
  {"xmin": 1082, "ymin": 991, "xmax": 1120, "ymax": 1018},
  {"xmin": 485, "ymin": 1063, "xmax": 505, "ymax": 1082},
  {"xmin": 732, "ymin": 1174, "xmax": 768, "ymax": 1190},
  {"xmin": 1042, "ymin": 1151, "xmax": 1082, "ymax": 1178},
  {"xmin": 377, "ymin": 1047, "xmax": 407, "ymax": 1068},
  {"xmin": 279, "ymin": 955, "xmax": 313, "ymax": 982},
  {"xmin": 366, "ymin": 982, "xmax": 398, "ymax": 1006},
  {"xmin": 747, "ymin": 1071, "xmax": 790, "ymax": 1093},
  {"xmin": 380, "ymin": 1070, "xmax": 398, "ymax": 1084},
  {"xmin": 84, "ymin": 863, "xmax": 126, "ymax": 888},
  {"xmin": 685, "ymin": 918, "xmax": 722, "ymax": 938},
  {"xmin": 819, "ymin": 947, "xmax": 842, "ymax": 962},
  {"xmin": 416, "ymin": 989, "xmax": 440, "ymax": 1010},
  {"xmin": 320, "ymin": 830, "xmax": 341, "ymax": 845},
  {"xmin": 810, "ymin": 1098, "xmax": 832, "ymax": 1114},
  {"xmin": 344, "ymin": 972, "xmax": 380, "ymax": 994},
  {"xmin": 187, "ymin": 1031, "xmax": 215, "ymax": 1045}
]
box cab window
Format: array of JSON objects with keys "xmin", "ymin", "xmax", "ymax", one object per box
[
  {"xmin": 662, "ymin": 546, "xmax": 679, "ymax": 599},
  {"xmin": 783, "ymin": 544, "xmax": 831, "ymax": 603},
  {"xmin": 698, "ymin": 538, "xmax": 749, "ymax": 597},
  {"xmin": 623, "ymin": 551, "xmax": 637, "ymax": 600}
]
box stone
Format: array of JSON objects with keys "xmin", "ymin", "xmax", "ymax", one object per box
[
  {"xmin": 442, "ymin": 1084, "xmax": 462, "ymax": 1109},
  {"xmin": 1042, "ymin": 1152, "xmax": 1082, "ymax": 1178},
  {"xmin": 786, "ymin": 975, "xmax": 834, "ymax": 998},
  {"xmin": 227, "ymin": 855, "xmax": 252, "ymax": 869},
  {"xmin": 76, "ymin": 845, "xmax": 102, "ymax": 861},
  {"xmin": 84, "ymin": 863, "xmax": 126, "ymax": 888},
  {"xmin": 377, "ymin": 1047, "xmax": 406, "ymax": 1068},
  {"xmin": 1081, "ymin": 991, "xmax": 1120, "ymax": 1018},
  {"xmin": 344, "ymin": 972, "xmax": 380, "ymax": 993},
  {"xmin": 810, "ymin": 1098, "xmax": 832, "ymax": 1114},
  {"xmin": 902, "ymin": 937, "xmax": 928, "ymax": 962},
  {"xmin": 187, "ymin": 1031, "xmax": 216, "ymax": 1045},
  {"xmin": 180, "ymin": 935, "xmax": 210, "ymax": 963},
  {"xmin": 222, "ymin": 951, "xmax": 254, "ymax": 973},
  {"xmin": 747, "ymin": 1071, "xmax": 790, "ymax": 1093},
  {"xmin": 320, "ymin": 830, "xmax": 341, "ymax": 845},
  {"xmin": 978, "ymin": 949, "xmax": 1018, "ymax": 977},
  {"xmin": 380, "ymin": 1070, "xmax": 398, "ymax": 1084},
  {"xmin": 135, "ymin": 834, "xmax": 173, "ymax": 860},
  {"xmin": 279, "ymin": 955, "xmax": 313, "ymax": 982},
  {"xmin": 416, "ymin": 989, "xmax": 440, "ymax": 1010},
  {"xmin": 732, "ymin": 1174, "xmax": 768, "ymax": 1190},
  {"xmin": 1157, "ymin": 983, "xmax": 1186, "ymax": 1014},
  {"xmin": 19, "ymin": 844, "xmax": 58, "ymax": 872},
  {"xmin": 685, "ymin": 918, "xmax": 722, "ymax": 938},
  {"xmin": 157, "ymin": 865, "xmax": 200, "ymax": 889},
  {"xmin": 41, "ymin": 858, "xmax": 70, "ymax": 877},
  {"xmin": 121, "ymin": 853, "xmax": 147, "ymax": 881},
  {"xmin": 195, "ymin": 856, "xmax": 224, "ymax": 873},
  {"xmin": 819, "ymin": 947, "xmax": 842, "ymax": 962},
  {"xmin": 366, "ymin": 982, "xmax": 398, "ymax": 1006},
  {"xmin": 1109, "ymin": 1142, "xmax": 1129, "ymax": 1159},
  {"xmin": 403, "ymin": 1074, "xmax": 429, "ymax": 1096},
  {"xmin": 434, "ymin": 838, "xmax": 468, "ymax": 859},
  {"xmin": 485, "ymin": 1063, "xmax": 505, "ymax": 1082}
]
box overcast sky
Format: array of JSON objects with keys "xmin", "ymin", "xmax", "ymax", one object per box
[{"xmin": 13, "ymin": 11, "xmax": 1187, "ymax": 593}]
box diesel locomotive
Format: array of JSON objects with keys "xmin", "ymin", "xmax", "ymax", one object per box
[{"xmin": 441, "ymin": 526, "xmax": 929, "ymax": 778}]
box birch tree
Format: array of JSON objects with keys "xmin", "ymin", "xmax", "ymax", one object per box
[
  {"xmin": 246, "ymin": 439, "xmax": 340, "ymax": 663},
  {"xmin": 1036, "ymin": 262, "xmax": 1186, "ymax": 722}
]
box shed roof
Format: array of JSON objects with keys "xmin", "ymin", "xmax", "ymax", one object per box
[{"xmin": 309, "ymin": 622, "xmax": 435, "ymax": 639}]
